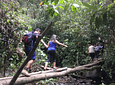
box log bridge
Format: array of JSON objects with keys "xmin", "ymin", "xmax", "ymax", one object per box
[{"xmin": 0, "ymin": 60, "xmax": 103, "ymax": 85}]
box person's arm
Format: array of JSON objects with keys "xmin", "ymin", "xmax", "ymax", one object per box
[
  {"xmin": 40, "ymin": 39, "xmax": 48, "ymax": 48},
  {"xmin": 55, "ymin": 40, "xmax": 67, "ymax": 47},
  {"xmin": 99, "ymin": 46, "xmax": 103, "ymax": 48}
]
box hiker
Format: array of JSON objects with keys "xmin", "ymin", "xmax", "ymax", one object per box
[
  {"xmin": 88, "ymin": 44, "xmax": 95, "ymax": 62},
  {"xmin": 44, "ymin": 34, "xmax": 68, "ymax": 70},
  {"xmin": 95, "ymin": 42, "xmax": 103, "ymax": 60},
  {"xmin": 22, "ymin": 28, "xmax": 48, "ymax": 76}
]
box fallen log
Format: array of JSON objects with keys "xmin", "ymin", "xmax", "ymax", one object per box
[{"xmin": 0, "ymin": 60, "xmax": 103, "ymax": 85}]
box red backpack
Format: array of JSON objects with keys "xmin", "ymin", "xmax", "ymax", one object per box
[{"xmin": 22, "ymin": 31, "xmax": 33, "ymax": 44}]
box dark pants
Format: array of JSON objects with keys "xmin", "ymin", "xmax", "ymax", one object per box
[
  {"xmin": 89, "ymin": 53, "xmax": 95, "ymax": 61},
  {"xmin": 95, "ymin": 51, "xmax": 100, "ymax": 58},
  {"xmin": 46, "ymin": 50, "xmax": 56, "ymax": 62}
]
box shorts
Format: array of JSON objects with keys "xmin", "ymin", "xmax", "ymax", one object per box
[{"xmin": 25, "ymin": 46, "xmax": 36, "ymax": 60}]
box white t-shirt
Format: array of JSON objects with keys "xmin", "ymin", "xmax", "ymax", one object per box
[{"xmin": 88, "ymin": 45, "xmax": 95, "ymax": 53}]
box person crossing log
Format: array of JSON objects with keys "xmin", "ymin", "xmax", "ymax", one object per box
[{"xmin": 9, "ymin": 22, "xmax": 52, "ymax": 85}]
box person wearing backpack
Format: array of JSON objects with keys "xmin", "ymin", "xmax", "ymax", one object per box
[
  {"xmin": 22, "ymin": 28, "xmax": 48, "ymax": 76},
  {"xmin": 44, "ymin": 34, "xmax": 68, "ymax": 71}
]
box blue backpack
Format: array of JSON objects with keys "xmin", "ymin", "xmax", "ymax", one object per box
[{"xmin": 22, "ymin": 31, "xmax": 33, "ymax": 45}]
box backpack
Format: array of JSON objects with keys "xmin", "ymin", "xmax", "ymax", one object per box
[{"xmin": 22, "ymin": 31, "xmax": 33, "ymax": 45}]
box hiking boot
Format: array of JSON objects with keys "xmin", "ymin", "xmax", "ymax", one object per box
[
  {"xmin": 22, "ymin": 69, "xmax": 30, "ymax": 77},
  {"xmin": 29, "ymin": 69, "xmax": 32, "ymax": 73}
]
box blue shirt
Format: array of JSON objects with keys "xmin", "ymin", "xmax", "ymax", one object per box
[
  {"xmin": 95, "ymin": 46, "xmax": 103, "ymax": 51},
  {"xmin": 47, "ymin": 41, "xmax": 57, "ymax": 51}
]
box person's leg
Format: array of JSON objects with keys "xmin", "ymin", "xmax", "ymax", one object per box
[
  {"xmin": 21, "ymin": 60, "xmax": 34, "ymax": 76},
  {"xmin": 90, "ymin": 53, "xmax": 93, "ymax": 61},
  {"xmin": 24, "ymin": 46, "xmax": 32, "ymax": 71},
  {"xmin": 96, "ymin": 51, "xmax": 100, "ymax": 60},
  {"xmin": 53, "ymin": 62, "xmax": 57, "ymax": 69},
  {"xmin": 26, "ymin": 60, "xmax": 34, "ymax": 68},
  {"xmin": 22, "ymin": 49, "xmax": 36, "ymax": 75},
  {"xmin": 90, "ymin": 53, "xmax": 95, "ymax": 61},
  {"xmin": 44, "ymin": 53, "xmax": 51, "ymax": 70},
  {"xmin": 28, "ymin": 60, "xmax": 35, "ymax": 73},
  {"xmin": 52, "ymin": 50, "xmax": 57, "ymax": 69},
  {"xmin": 44, "ymin": 62, "xmax": 48, "ymax": 70},
  {"xmin": 92, "ymin": 53, "xmax": 95, "ymax": 61},
  {"xmin": 28, "ymin": 51, "xmax": 36, "ymax": 73}
]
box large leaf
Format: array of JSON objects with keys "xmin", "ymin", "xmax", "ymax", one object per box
[
  {"xmin": 58, "ymin": 6, "xmax": 64, "ymax": 10},
  {"xmin": 73, "ymin": 4, "xmax": 79, "ymax": 13},
  {"xmin": 71, "ymin": 5, "xmax": 76, "ymax": 13}
]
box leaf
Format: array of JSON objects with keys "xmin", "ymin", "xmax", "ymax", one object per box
[
  {"xmin": 71, "ymin": 5, "xmax": 76, "ymax": 13},
  {"xmin": 76, "ymin": 8, "xmax": 79, "ymax": 13},
  {"xmin": 58, "ymin": 6, "xmax": 64, "ymax": 10},
  {"xmin": 73, "ymin": 4, "xmax": 79, "ymax": 13},
  {"xmin": 82, "ymin": 2, "xmax": 96, "ymax": 10},
  {"xmin": 59, "ymin": 0, "xmax": 63, "ymax": 4},
  {"xmin": 53, "ymin": 12, "xmax": 58, "ymax": 16}
]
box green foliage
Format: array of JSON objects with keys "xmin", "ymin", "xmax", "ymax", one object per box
[{"xmin": 0, "ymin": 0, "xmax": 115, "ymax": 83}]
